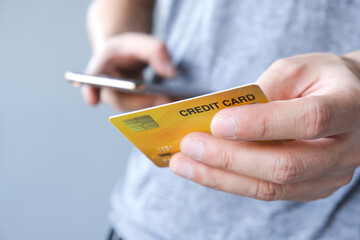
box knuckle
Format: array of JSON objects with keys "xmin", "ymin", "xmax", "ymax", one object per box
[
  {"xmin": 255, "ymin": 181, "xmax": 283, "ymax": 201},
  {"xmin": 317, "ymin": 191, "xmax": 334, "ymax": 200},
  {"xmin": 218, "ymin": 150, "xmax": 236, "ymax": 170},
  {"xmin": 338, "ymin": 173, "xmax": 354, "ymax": 187},
  {"xmin": 272, "ymin": 152, "xmax": 305, "ymax": 184},
  {"xmin": 272, "ymin": 58, "xmax": 290, "ymax": 68},
  {"xmin": 256, "ymin": 113, "xmax": 273, "ymax": 139},
  {"xmin": 153, "ymin": 41, "xmax": 167, "ymax": 54},
  {"xmin": 344, "ymin": 174, "xmax": 354, "ymax": 185},
  {"xmin": 205, "ymin": 171, "xmax": 223, "ymax": 191},
  {"xmin": 271, "ymin": 56, "xmax": 305, "ymax": 72},
  {"xmin": 324, "ymin": 53, "xmax": 343, "ymax": 63},
  {"xmin": 119, "ymin": 32, "xmax": 142, "ymax": 43},
  {"xmin": 304, "ymin": 100, "xmax": 331, "ymax": 138},
  {"xmin": 120, "ymin": 32, "xmax": 132, "ymax": 39}
]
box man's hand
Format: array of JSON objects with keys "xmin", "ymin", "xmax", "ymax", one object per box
[
  {"xmin": 83, "ymin": 0, "xmax": 174, "ymax": 111},
  {"xmin": 82, "ymin": 33, "xmax": 176, "ymax": 111},
  {"xmin": 170, "ymin": 52, "xmax": 360, "ymax": 202}
]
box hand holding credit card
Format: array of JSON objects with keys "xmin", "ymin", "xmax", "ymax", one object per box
[{"xmin": 109, "ymin": 84, "xmax": 268, "ymax": 167}]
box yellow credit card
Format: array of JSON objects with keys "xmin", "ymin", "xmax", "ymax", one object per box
[{"xmin": 109, "ymin": 84, "xmax": 268, "ymax": 167}]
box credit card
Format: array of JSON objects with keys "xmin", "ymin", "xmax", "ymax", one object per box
[{"xmin": 109, "ymin": 84, "xmax": 268, "ymax": 167}]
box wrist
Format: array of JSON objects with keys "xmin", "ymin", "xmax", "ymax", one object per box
[{"xmin": 87, "ymin": 0, "xmax": 154, "ymax": 52}]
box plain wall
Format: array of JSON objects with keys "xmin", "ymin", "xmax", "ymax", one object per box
[{"xmin": 0, "ymin": 1, "xmax": 131, "ymax": 239}]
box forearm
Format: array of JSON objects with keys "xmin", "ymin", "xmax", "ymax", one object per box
[{"xmin": 87, "ymin": 0, "xmax": 155, "ymax": 51}]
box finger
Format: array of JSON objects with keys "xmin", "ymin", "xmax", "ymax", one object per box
[
  {"xmin": 81, "ymin": 85, "xmax": 100, "ymax": 105},
  {"xmin": 211, "ymin": 94, "xmax": 358, "ymax": 140},
  {"xmin": 87, "ymin": 33, "xmax": 176, "ymax": 78},
  {"xmin": 100, "ymin": 87, "xmax": 171, "ymax": 111},
  {"xmin": 179, "ymin": 132, "xmax": 341, "ymax": 184},
  {"xmin": 255, "ymin": 53, "xmax": 342, "ymax": 101},
  {"xmin": 170, "ymin": 153, "xmax": 354, "ymax": 201},
  {"xmin": 170, "ymin": 153, "xmax": 269, "ymax": 199},
  {"xmin": 234, "ymin": 54, "xmax": 360, "ymax": 140}
]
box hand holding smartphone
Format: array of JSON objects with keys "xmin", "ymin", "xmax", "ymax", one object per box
[{"xmin": 65, "ymin": 70, "xmax": 207, "ymax": 99}]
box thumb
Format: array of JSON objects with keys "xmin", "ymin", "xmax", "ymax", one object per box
[
  {"xmin": 255, "ymin": 58, "xmax": 314, "ymax": 101},
  {"xmin": 211, "ymin": 95, "xmax": 354, "ymax": 140}
]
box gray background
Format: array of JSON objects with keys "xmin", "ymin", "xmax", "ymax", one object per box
[{"xmin": 0, "ymin": 1, "xmax": 131, "ymax": 239}]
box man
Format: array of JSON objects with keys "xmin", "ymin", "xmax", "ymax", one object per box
[{"xmin": 83, "ymin": 0, "xmax": 360, "ymax": 239}]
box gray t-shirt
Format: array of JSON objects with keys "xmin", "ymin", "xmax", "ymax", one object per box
[{"xmin": 110, "ymin": 1, "xmax": 360, "ymax": 239}]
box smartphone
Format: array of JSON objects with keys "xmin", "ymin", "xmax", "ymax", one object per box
[{"xmin": 65, "ymin": 71, "xmax": 208, "ymax": 99}]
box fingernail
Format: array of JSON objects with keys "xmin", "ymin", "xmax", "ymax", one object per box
[
  {"xmin": 211, "ymin": 116, "xmax": 237, "ymax": 139},
  {"xmin": 173, "ymin": 161, "xmax": 193, "ymax": 180},
  {"xmin": 181, "ymin": 138, "xmax": 204, "ymax": 161}
]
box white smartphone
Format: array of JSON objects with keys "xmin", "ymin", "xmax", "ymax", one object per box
[{"xmin": 65, "ymin": 71, "xmax": 207, "ymax": 98}]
